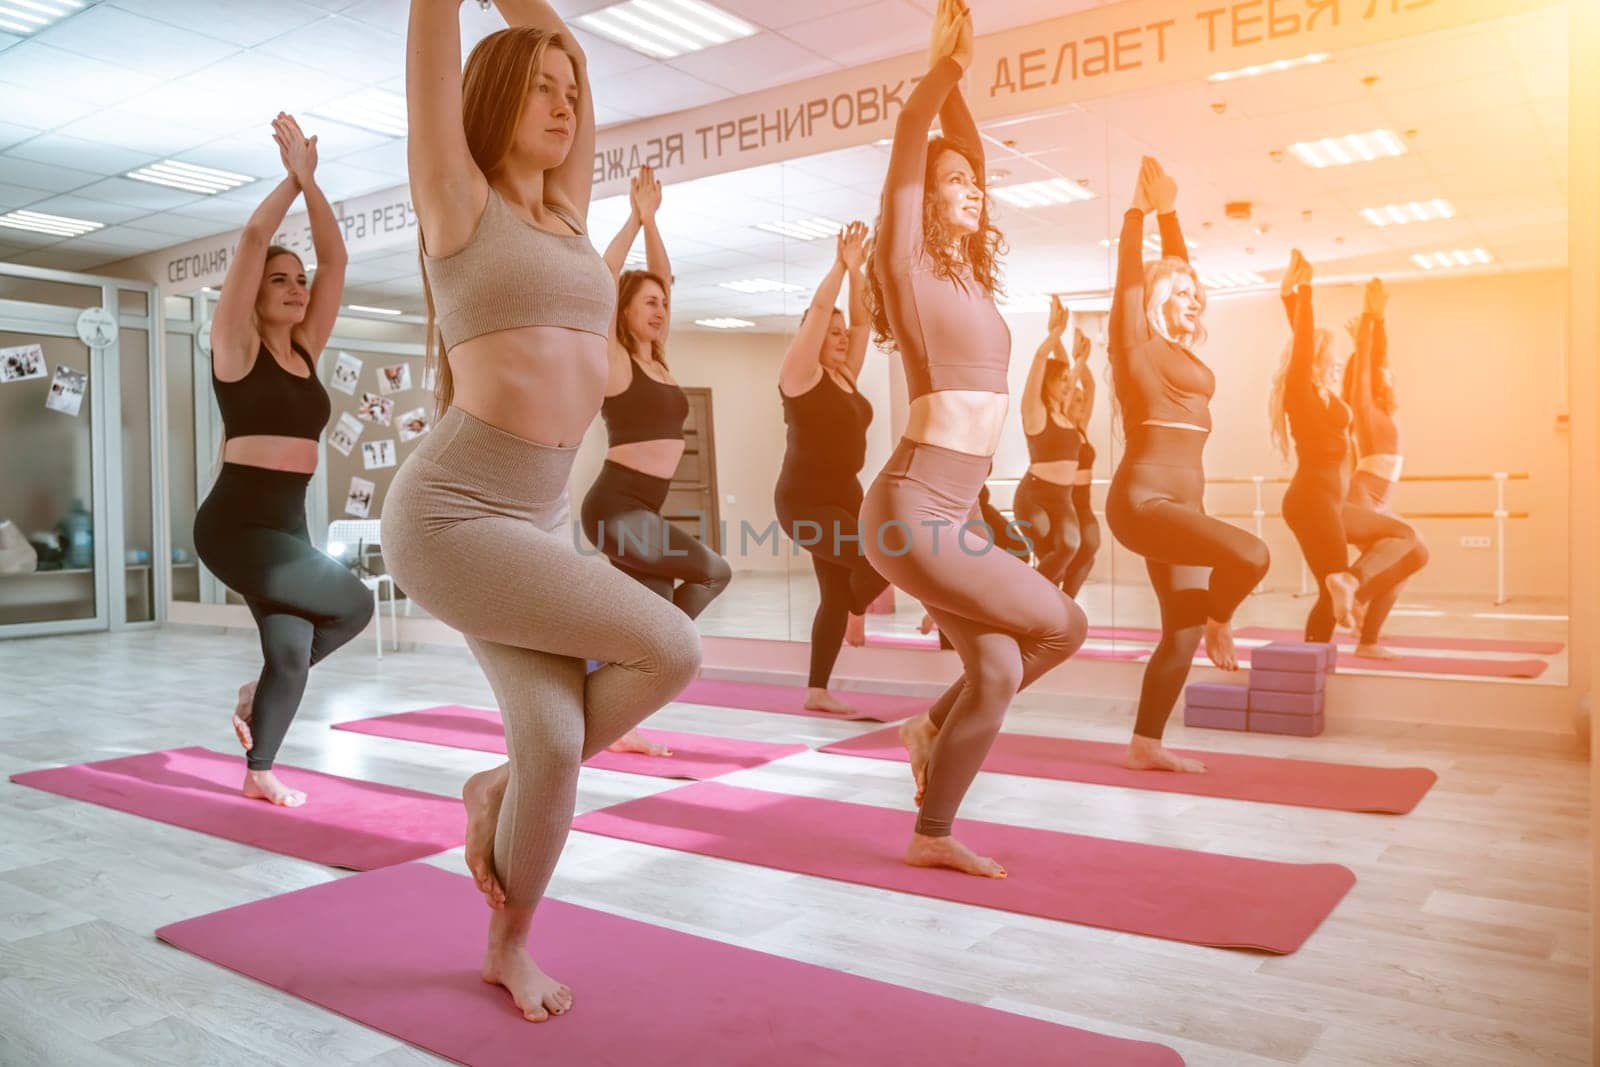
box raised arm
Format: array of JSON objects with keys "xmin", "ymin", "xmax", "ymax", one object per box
[
  {"xmin": 779, "ymin": 250, "xmax": 847, "ymax": 397},
  {"xmin": 1110, "ymin": 205, "xmax": 1150, "ymax": 358},
  {"xmin": 408, "ymin": 0, "xmax": 487, "ymax": 256},
  {"xmin": 494, "ymin": 0, "xmax": 594, "ymax": 219},
  {"xmin": 278, "ymin": 116, "xmax": 346, "ymax": 361},
  {"xmin": 1070, "ymin": 328, "xmax": 1096, "ymax": 423},
  {"xmin": 841, "ymin": 220, "xmax": 871, "ymax": 379},
  {"xmin": 879, "ymin": 55, "xmax": 966, "ymax": 268},
  {"xmin": 602, "ymin": 209, "xmax": 641, "ymax": 280},
  {"xmin": 209, "ymin": 177, "xmax": 300, "ymax": 378},
  {"xmin": 1284, "ymin": 286, "xmax": 1319, "ymax": 411},
  {"xmin": 635, "ymin": 166, "xmax": 671, "ymax": 337},
  {"xmin": 1021, "ymin": 297, "xmax": 1067, "ymax": 434}
]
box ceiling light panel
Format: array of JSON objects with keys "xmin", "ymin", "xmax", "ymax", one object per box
[
  {"xmin": 0, "ymin": 0, "xmax": 87, "ymax": 36},
  {"xmin": 1410, "ymin": 248, "xmax": 1493, "ymax": 270},
  {"xmin": 1201, "ymin": 271, "xmax": 1265, "ymax": 289},
  {"xmin": 0, "ymin": 208, "xmax": 104, "ymax": 237},
  {"xmin": 1359, "ymin": 199, "xmax": 1456, "ymax": 227},
  {"xmin": 1288, "ymin": 129, "xmax": 1407, "ymax": 168},
  {"xmin": 695, "ymin": 317, "xmax": 755, "ymax": 329},
  {"xmin": 125, "ymin": 160, "xmax": 253, "ymax": 195},
  {"xmin": 576, "ymin": 0, "xmax": 756, "ymax": 60},
  {"xmin": 718, "ymin": 278, "xmax": 803, "ymax": 294},
  {"xmin": 309, "ymin": 89, "xmax": 409, "ymax": 138},
  {"xmin": 347, "ymin": 304, "xmax": 403, "ymax": 316},
  {"xmin": 1207, "ymin": 52, "xmax": 1329, "ymax": 82},
  {"xmin": 753, "ymin": 217, "xmax": 841, "ymax": 241},
  {"xmin": 989, "ymin": 178, "xmax": 1096, "ymax": 208}
]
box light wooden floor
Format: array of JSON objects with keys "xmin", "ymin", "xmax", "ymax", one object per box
[{"xmin": 0, "ymin": 627, "xmax": 1590, "ymax": 1066}]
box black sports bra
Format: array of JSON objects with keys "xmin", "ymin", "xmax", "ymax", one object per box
[
  {"xmin": 213, "ymin": 341, "xmax": 330, "ymax": 441},
  {"xmin": 1024, "ymin": 413, "xmax": 1081, "ymax": 464},
  {"xmin": 601, "ymin": 358, "xmax": 689, "ymax": 446}
]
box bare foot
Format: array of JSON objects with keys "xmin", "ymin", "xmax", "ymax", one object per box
[
  {"xmin": 844, "ymin": 612, "xmax": 866, "ymax": 647},
  {"xmin": 1354, "ymin": 642, "xmax": 1401, "ymax": 660},
  {"xmin": 1349, "ymin": 597, "xmax": 1369, "ymax": 639},
  {"xmin": 918, "ymin": 613, "xmax": 935, "ymax": 634},
  {"xmin": 1202, "ymin": 618, "xmax": 1239, "ymax": 671},
  {"xmin": 482, "ymin": 943, "xmax": 572, "ymax": 1022},
  {"xmin": 1325, "ymin": 572, "xmax": 1358, "ymax": 629},
  {"xmin": 898, "ymin": 713, "xmax": 938, "ymax": 806},
  {"xmin": 232, "ymin": 681, "xmax": 256, "ymax": 750},
  {"xmin": 463, "ymin": 766, "xmax": 509, "ymax": 909},
  {"xmin": 606, "ymin": 729, "xmax": 672, "ymax": 757},
  {"xmin": 905, "ymin": 833, "xmax": 1006, "ymax": 878},
  {"xmin": 1124, "ymin": 734, "xmax": 1207, "ymax": 773},
  {"xmin": 242, "ymin": 769, "xmax": 307, "ymax": 806},
  {"xmin": 804, "ymin": 688, "xmax": 858, "ymax": 715}
]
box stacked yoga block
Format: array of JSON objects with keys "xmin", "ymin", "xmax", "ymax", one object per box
[{"xmin": 1183, "ymin": 641, "xmax": 1337, "ymax": 737}]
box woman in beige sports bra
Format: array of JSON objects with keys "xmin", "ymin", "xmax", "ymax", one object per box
[{"xmin": 384, "ymin": 0, "xmax": 701, "ymax": 1023}]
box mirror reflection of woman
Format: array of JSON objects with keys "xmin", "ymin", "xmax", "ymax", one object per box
[
  {"xmin": 1106, "ymin": 156, "xmax": 1271, "ymax": 774},
  {"xmin": 861, "ymin": 0, "xmax": 1087, "ymax": 879},
  {"xmin": 1012, "ymin": 296, "xmax": 1083, "ymax": 586},
  {"xmin": 1060, "ymin": 331, "xmax": 1100, "ymax": 597},
  {"xmin": 775, "ymin": 221, "xmax": 891, "ymax": 714},
  {"xmin": 1341, "ymin": 278, "xmax": 1428, "ymax": 657},
  {"xmin": 385, "ymin": 0, "xmax": 702, "ymax": 1024},
  {"xmin": 193, "ymin": 114, "xmax": 372, "ymax": 808}
]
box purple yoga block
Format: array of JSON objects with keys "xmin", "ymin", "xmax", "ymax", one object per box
[
  {"xmin": 1249, "ymin": 710, "xmax": 1325, "ymax": 737},
  {"xmin": 1249, "ymin": 669, "xmax": 1325, "ymax": 694},
  {"xmin": 1251, "ymin": 642, "xmax": 1337, "ymax": 674},
  {"xmin": 1249, "ymin": 689, "xmax": 1325, "ymax": 716},
  {"xmin": 1184, "ymin": 704, "xmax": 1248, "ymax": 731},
  {"xmin": 1184, "ymin": 682, "xmax": 1249, "ymax": 711}
]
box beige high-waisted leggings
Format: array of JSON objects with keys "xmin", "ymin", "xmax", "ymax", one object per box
[{"xmin": 383, "ymin": 407, "xmax": 702, "ymax": 908}]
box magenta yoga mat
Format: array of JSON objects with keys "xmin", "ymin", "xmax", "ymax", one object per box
[
  {"xmin": 157, "ymin": 863, "xmax": 1183, "ymax": 1066},
  {"xmin": 821, "ymin": 727, "xmax": 1434, "ymax": 814},
  {"xmin": 10, "ymin": 747, "xmax": 464, "ymax": 870},
  {"xmin": 573, "ymin": 781, "xmax": 1354, "ymax": 953},
  {"xmin": 333, "ymin": 706, "xmax": 806, "ymax": 780},
  {"xmin": 1233, "ymin": 626, "xmax": 1563, "ymax": 656}
]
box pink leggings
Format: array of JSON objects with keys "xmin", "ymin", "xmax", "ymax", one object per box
[{"xmin": 862, "ymin": 439, "xmax": 1087, "ymax": 837}]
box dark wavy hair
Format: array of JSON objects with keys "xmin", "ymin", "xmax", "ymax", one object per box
[{"xmin": 864, "ymin": 136, "xmax": 1006, "ymax": 350}]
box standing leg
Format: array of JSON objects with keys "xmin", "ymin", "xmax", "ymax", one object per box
[
  {"xmin": 804, "ymin": 556, "xmax": 859, "ymax": 712},
  {"xmin": 1125, "ymin": 561, "xmax": 1211, "ymax": 771},
  {"xmin": 1062, "ymin": 511, "xmax": 1100, "ymax": 597}
]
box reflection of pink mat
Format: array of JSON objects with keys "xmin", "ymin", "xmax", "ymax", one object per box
[
  {"xmin": 333, "ymin": 707, "xmax": 806, "ymax": 780},
  {"xmin": 868, "ymin": 626, "xmax": 1162, "ymax": 652},
  {"xmin": 1228, "ymin": 648, "xmax": 1547, "ymax": 678},
  {"xmin": 574, "ymin": 782, "xmax": 1354, "ymax": 953},
  {"xmin": 158, "ymin": 863, "xmax": 1181, "ymax": 1066},
  {"xmin": 1234, "ymin": 626, "xmax": 1563, "ymax": 656},
  {"xmin": 822, "ymin": 728, "xmax": 1434, "ymax": 814},
  {"xmin": 675, "ymin": 677, "xmax": 924, "ymax": 722},
  {"xmin": 10, "ymin": 747, "xmax": 463, "ymax": 870}
]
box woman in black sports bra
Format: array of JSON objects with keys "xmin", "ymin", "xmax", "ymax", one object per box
[
  {"xmin": 1011, "ymin": 297, "xmax": 1082, "ymax": 586},
  {"xmin": 192, "ymin": 114, "xmax": 372, "ymax": 807},
  {"xmin": 580, "ymin": 166, "xmax": 731, "ymax": 754},
  {"xmin": 1060, "ymin": 334, "xmax": 1099, "ymax": 597}
]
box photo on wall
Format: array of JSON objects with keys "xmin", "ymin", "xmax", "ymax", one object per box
[
  {"xmin": 356, "ymin": 392, "xmax": 393, "ymax": 425},
  {"xmin": 0, "ymin": 344, "xmax": 47, "ymax": 383},
  {"xmin": 344, "ymin": 476, "xmax": 375, "ymax": 519},
  {"xmin": 398, "ymin": 406, "xmax": 431, "ymax": 442},
  {"xmin": 330, "ymin": 351, "xmax": 363, "ymax": 395},
  {"xmin": 328, "ymin": 411, "xmax": 364, "ymax": 456},
  {"xmin": 44, "ymin": 366, "xmax": 87, "ymax": 417},
  {"xmin": 379, "ymin": 363, "xmax": 412, "ymax": 395},
  {"xmin": 362, "ymin": 438, "xmax": 397, "ymax": 470}
]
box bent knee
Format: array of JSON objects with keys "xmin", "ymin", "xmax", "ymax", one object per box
[
  {"xmin": 649, "ymin": 611, "xmax": 703, "ymax": 689},
  {"xmin": 1240, "ymin": 538, "xmax": 1272, "ymax": 581}
]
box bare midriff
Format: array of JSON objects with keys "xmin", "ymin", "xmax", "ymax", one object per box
[
  {"xmin": 1025, "ymin": 460, "xmax": 1079, "ymax": 485},
  {"xmin": 447, "ymin": 325, "xmax": 609, "ymax": 448},
  {"xmin": 904, "ymin": 390, "xmax": 1008, "ymax": 457},
  {"xmin": 223, "ymin": 437, "xmax": 319, "ymax": 473},
  {"xmin": 606, "ymin": 438, "xmax": 685, "ymax": 480}
]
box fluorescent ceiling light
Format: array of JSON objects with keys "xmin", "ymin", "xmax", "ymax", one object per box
[
  {"xmin": 989, "ymin": 178, "xmax": 1095, "ymax": 208},
  {"xmin": 1288, "ymin": 128, "xmax": 1406, "ymax": 168},
  {"xmin": 1359, "ymin": 198, "xmax": 1456, "ymax": 227},
  {"xmin": 1100, "ymin": 234, "xmax": 1201, "ymax": 253},
  {"xmin": 1208, "ymin": 52, "xmax": 1328, "ymax": 82},
  {"xmin": 718, "ymin": 278, "xmax": 802, "ymax": 294},
  {"xmin": 695, "ymin": 317, "xmax": 755, "ymax": 329},
  {"xmin": 1200, "ymin": 271, "xmax": 1265, "ymax": 289},
  {"xmin": 126, "ymin": 160, "xmax": 253, "ymax": 195},
  {"xmin": 624, "ymin": 249, "xmax": 647, "ymax": 266},
  {"xmin": 0, "ymin": 208, "xmax": 103, "ymax": 238},
  {"xmin": 1410, "ymin": 248, "xmax": 1493, "ymax": 270},
  {"xmin": 754, "ymin": 217, "xmax": 841, "ymax": 241},
  {"xmin": 576, "ymin": 0, "xmax": 755, "ymax": 60},
  {"xmin": 310, "ymin": 89, "xmax": 409, "ymax": 138},
  {"xmin": 347, "ymin": 304, "xmax": 403, "ymax": 316},
  {"xmin": 0, "ymin": 0, "xmax": 86, "ymax": 36}
]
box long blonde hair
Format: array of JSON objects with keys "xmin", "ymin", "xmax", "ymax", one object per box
[
  {"xmin": 1269, "ymin": 327, "xmax": 1335, "ymax": 461},
  {"xmin": 422, "ymin": 27, "xmax": 579, "ymax": 418},
  {"xmin": 1144, "ymin": 257, "xmax": 1206, "ymax": 348}
]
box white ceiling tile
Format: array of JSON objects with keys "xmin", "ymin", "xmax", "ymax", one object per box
[
  {"xmin": 303, "ymin": 161, "xmax": 397, "ymax": 200},
  {"xmin": 0, "ymin": 83, "xmax": 102, "ymax": 131},
  {"xmin": 119, "ymin": 53, "xmax": 365, "ymax": 139},
  {"xmin": 0, "ymin": 180, "xmax": 46, "ymax": 209},
  {"xmin": 73, "ymin": 175, "xmax": 206, "ymax": 211},
  {"xmin": 4, "ymin": 134, "xmax": 154, "ymax": 177},
  {"xmin": 58, "ymin": 225, "xmax": 161, "ymax": 252},
  {"xmin": 54, "ymin": 108, "xmax": 216, "ymax": 157},
  {"xmin": 21, "ymin": 192, "xmax": 151, "ymax": 225},
  {"xmin": 167, "ymin": 199, "xmax": 255, "ymax": 225},
  {"xmin": 33, "ymin": 6, "xmax": 240, "ymax": 81},
  {"xmin": 0, "ymin": 32, "xmax": 20, "ymax": 52},
  {"xmin": 108, "ymin": 0, "xmax": 331, "ymax": 47},
  {"xmin": 0, "ymin": 41, "xmax": 163, "ymax": 107},
  {"xmin": 778, "ymin": 1, "xmax": 927, "ymax": 67},
  {"xmin": 666, "ymin": 33, "xmax": 836, "ymax": 94},
  {"xmin": 716, "ymin": 0, "xmax": 873, "ymax": 30},
  {"xmin": 0, "ymin": 120, "xmax": 35, "ymax": 151},
  {"xmin": 177, "ymin": 132, "xmax": 297, "ymax": 181},
  {"xmin": 564, "ymin": 27, "xmax": 664, "ymax": 79},
  {"xmin": 337, "ymin": 0, "xmax": 411, "ymax": 36},
  {"xmin": 0, "ymin": 156, "xmax": 99, "ymax": 193},
  {"xmin": 118, "ymin": 212, "xmax": 231, "ymax": 239},
  {"xmin": 9, "ymin": 246, "xmax": 117, "ymax": 271},
  {"xmin": 603, "ymin": 63, "xmax": 728, "ymax": 115},
  {"xmin": 254, "ymin": 15, "xmax": 402, "ymax": 83},
  {"xmin": 296, "ymin": 117, "xmax": 396, "ymax": 158},
  {"xmin": 326, "ymin": 136, "xmax": 408, "ymax": 178}
]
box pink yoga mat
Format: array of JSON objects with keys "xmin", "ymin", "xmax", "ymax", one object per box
[
  {"xmin": 333, "ymin": 707, "xmax": 806, "ymax": 780},
  {"xmin": 574, "ymin": 782, "xmax": 1354, "ymax": 953},
  {"xmin": 1234, "ymin": 626, "xmax": 1563, "ymax": 656},
  {"xmin": 158, "ymin": 863, "xmax": 1181, "ymax": 1066},
  {"xmin": 822, "ymin": 727, "xmax": 1434, "ymax": 814},
  {"xmin": 10, "ymin": 747, "xmax": 463, "ymax": 870},
  {"xmin": 673, "ymin": 677, "xmax": 925, "ymax": 721},
  {"xmin": 868, "ymin": 627, "xmax": 1161, "ymax": 652},
  {"xmin": 1229, "ymin": 647, "xmax": 1548, "ymax": 678}
]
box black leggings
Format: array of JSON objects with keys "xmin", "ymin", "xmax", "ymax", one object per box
[
  {"xmin": 193, "ymin": 464, "xmax": 373, "ymax": 770},
  {"xmin": 1345, "ymin": 472, "xmax": 1427, "ymax": 644},
  {"xmin": 581, "ymin": 461, "xmax": 731, "ymax": 619},
  {"xmin": 774, "ymin": 477, "xmax": 890, "ymax": 689},
  {"xmin": 1011, "ymin": 472, "xmax": 1079, "ymax": 585},
  {"xmin": 1107, "ymin": 428, "xmax": 1270, "ymax": 739},
  {"xmin": 1062, "ymin": 485, "xmax": 1099, "ymax": 597}
]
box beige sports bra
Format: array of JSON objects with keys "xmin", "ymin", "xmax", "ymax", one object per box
[{"xmin": 423, "ymin": 186, "xmax": 615, "ymax": 349}]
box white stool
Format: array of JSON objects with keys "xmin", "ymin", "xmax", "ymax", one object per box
[{"xmin": 361, "ymin": 572, "xmax": 399, "ymax": 658}]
